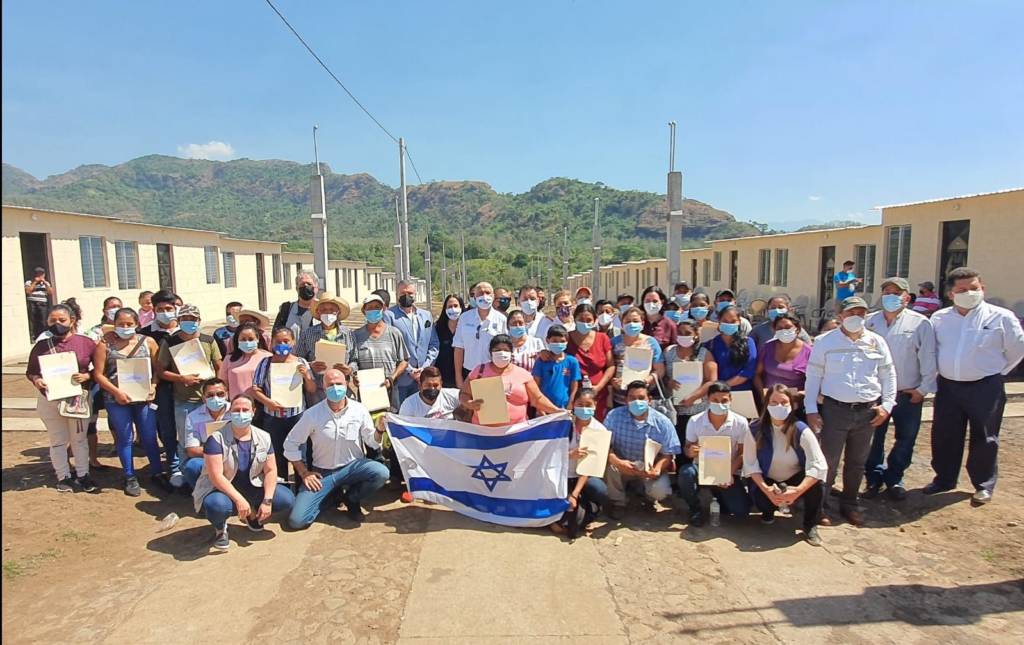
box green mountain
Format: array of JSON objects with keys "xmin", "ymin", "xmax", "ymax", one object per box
[{"xmin": 1, "ymin": 155, "xmax": 759, "ymax": 287}]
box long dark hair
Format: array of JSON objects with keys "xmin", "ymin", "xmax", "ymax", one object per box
[
  {"xmin": 755, "ymin": 385, "xmax": 804, "ymax": 451},
  {"xmin": 437, "ymin": 294, "xmax": 466, "ymax": 328},
  {"xmin": 229, "ymin": 322, "xmax": 269, "ymax": 362},
  {"xmin": 719, "ymin": 305, "xmax": 750, "ymax": 367}
]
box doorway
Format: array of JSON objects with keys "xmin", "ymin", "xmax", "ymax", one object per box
[
  {"xmin": 729, "ymin": 251, "xmax": 739, "ymax": 293},
  {"xmin": 156, "ymin": 243, "xmax": 175, "ymax": 292},
  {"xmin": 255, "ymin": 253, "xmax": 268, "ymax": 311},
  {"xmin": 20, "ymin": 232, "xmax": 54, "ymax": 340},
  {"xmin": 819, "ymin": 246, "xmax": 836, "ymax": 311},
  {"xmin": 939, "ymin": 220, "xmax": 970, "ymax": 303}
]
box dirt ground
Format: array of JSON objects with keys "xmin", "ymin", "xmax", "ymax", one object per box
[{"xmin": 2, "ymin": 370, "xmax": 1023, "ymax": 643}]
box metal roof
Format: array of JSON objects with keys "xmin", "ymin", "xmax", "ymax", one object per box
[{"xmin": 875, "ymin": 187, "xmax": 1024, "ymax": 210}]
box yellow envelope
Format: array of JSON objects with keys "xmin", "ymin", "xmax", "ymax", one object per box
[
  {"xmin": 643, "ymin": 438, "xmax": 662, "ymax": 471},
  {"xmin": 314, "ymin": 340, "xmax": 349, "ymax": 368},
  {"xmin": 116, "ymin": 358, "xmax": 152, "ymax": 403},
  {"xmin": 575, "ymin": 426, "xmax": 612, "ymax": 478},
  {"xmin": 671, "ymin": 361, "xmax": 703, "ymax": 404},
  {"xmin": 698, "ymin": 322, "xmax": 720, "ymax": 344},
  {"xmin": 731, "ymin": 390, "xmax": 758, "ymax": 419},
  {"xmin": 470, "ymin": 375, "xmax": 510, "ymax": 425},
  {"xmin": 620, "ymin": 345, "xmax": 653, "ymax": 389},
  {"xmin": 698, "ymin": 435, "xmax": 732, "ymax": 485},
  {"xmin": 169, "ymin": 338, "xmax": 214, "ymax": 380},
  {"xmin": 39, "ymin": 351, "xmax": 81, "ymax": 401},
  {"xmin": 205, "ymin": 419, "xmax": 229, "ymax": 437},
  {"xmin": 269, "ymin": 362, "xmax": 303, "ymax": 409},
  {"xmin": 358, "ymin": 368, "xmax": 391, "ymax": 412}
]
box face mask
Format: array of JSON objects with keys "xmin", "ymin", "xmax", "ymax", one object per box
[
  {"xmin": 774, "ymin": 328, "xmax": 798, "ymax": 344},
  {"xmin": 689, "ymin": 306, "xmax": 709, "ymax": 320},
  {"xmin": 547, "ymin": 341, "xmax": 568, "ymax": 354},
  {"xmin": 320, "ymin": 313, "xmax": 339, "ymax": 327},
  {"xmin": 205, "ymin": 395, "xmax": 228, "ymax": 412},
  {"xmin": 767, "ymin": 404, "xmax": 792, "ymax": 421},
  {"xmin": 953, "ymin": 290, "xmax": 984, "ymax": 310},
  {"xmin": 716, "ymin": 300, "xmax": 732, "ymax": 313},
  {"xmin": 115, "ymin": 326, "xmax": 137, "ymax": 339},
  {"xmin": 156, "ymin": 310, "xmax": 176, "ymax": 325},
  {"xmin": 228, "ymin": 411, "xmax": 253, "ymax": 428},
  {"xmin": 719, "ymin": 322, "xmax": 740, "ymax": 336},
  {"xmin": 598, "ymin": 312, "xmax": 615, "ymax": 327},
  {"xmin": 467, "ymin": 300, "xmax": 476, "ymax": 309},
  {"xmin": 573, "ymin": 407, "xmax": 595, "ymax": 421},
  {"xmin": 298, "ymin": 285, "xmax": 316, "ymax": 300},
  {"xmin": 842, "ymin": 315, "xmax": 865, "ymax": 333},
  {"xmin": 509, "ymin": 325, "xmax": 528, "ymax": 339},
  {"xmin": 326, "ymin": 384, "xmax": 348, "ymax": 402},
  {"xmin": 557, "ymin": 305, "xmax": 572, "ymax": 318},
  {"xmin": 676, "ymin": 336, "xmax": 696, "ymax": 348},
  {"xmin": 365, "ymin": 309, "xmax": 384, "ymax": 324},
  {"xmin": 491, "ymin": 351, "xmax": 512, "ymax": 367},
  {"xmin": 577, "ymin": 298, "xmax": 592, "ymax": 306},
  {"xmin": 519, "ymin": 299, "xmax": 538, "ymax": 315},
  {"xmin": 446, "ymin": 307, "xmax": 462, "ymax": 320},
  {"xmin": 880, "ymin": 294, "xmax": 904, "ymax": 312},
  {"xmin": 497, "ymin": 297, "xmax": 512, "ymax": 310},
  {"xmin": 618, "ymin": 304, "xmax": 632, "ymax": 315},
  {"xmin": 238, "ymin": 339, "xmax": 259, "ymax": 353},
  {"xmin": 398, "ymin": 294, "xmax": 416, "ymax": 309},
  {"xmin": 273, "ymin": 343, "xmax": 292, "ymax": 356},
  {"xmin": 476, "ymin": 295, "xmax": 493, "ymax": 309},
  {"xmin": 674, "ymin": 294, "xmax": 691, "ymax": 307},
  {"xmin": 767, "ymin": 307, "xmax": 787, "ymax": 321},
  {"xmin": 665, "ymin": 310, "xmax": 683, "ymax": 323},
  {"xmin": 576, "ymin": 321, "xmax": 595, "ymax": 334},
  {"xmin": 226, "ymin": 315, "xmax": 239, "ymax": 327},
  {"xmin": 105, "ymin": 308, "xmax": 119, "ymax": 322},
  {"xmin": 624, "ymin": 322, "xmax": 643, "ymax": 337},
  {"xmin": 709, "ymin": 401, "xmax": 730, "ymax": 416},
  {"xmin": 47, "ymin": 323, "xmax": 71, "ymax": 337},
  {"xmin": 421, "ymin": 388, "xmax": 440, "ymax": 403},
  {"xmin": 627, "ymin": 399, "xmax": 649, "ymax": 417},
  {"xmin": 179, "ymin": 321, "xmax": 200, "ymax": 335},
  {"xmin": 643, "ymin": 302, "xmax": 662, "ymax": 316}
]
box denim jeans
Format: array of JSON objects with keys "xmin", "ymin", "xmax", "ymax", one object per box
[
  {"xmin": 263, "ymin": 415, "xmax": 302, "ymax": 480},
  {"xmin": 288, "ymin": 458, "xmax": 389, "ymax": 529},
  {"xmin": 182, "ymin": 456, "xmax": 204, "ymax": 488},
  {"xmin": 174, "ymin": 400, "xmax": 203, "ymax": 468},
  {"xmin": 201, "ymin": 481, "xmax": 296, "ymax": 529},
  {"xmin": 604, "ymin": 464, "xmax": 673, "ymax": 505},
  {"xmin": 154, "ymin": 385, "xmax": 177, "ymax": 475},
  {"xmin": 864, "ymin": 392, "xmax": 923, "ymax": 489},
  {"xmin": 106, "ymin": 400, "xmax": 162, "ymax": 478},
  {"xmin": 569, "ymin": 476, "xmax": 609, "ymax": 509},
  {"xmin": 677, "ymin": 462, "xmax": 752, "ymax": 517}
]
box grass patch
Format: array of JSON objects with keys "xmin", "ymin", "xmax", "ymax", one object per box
[
  {"xmin": 979, "ymin": 548, "xmax": 997, "ymax": 563},
  {"xmin": 58, "ymin": 529, "xmax": 97, "ymax": 543},
  {"xmin": 2, "ymin": 548, "xmax": 62, "ymax": 580}
]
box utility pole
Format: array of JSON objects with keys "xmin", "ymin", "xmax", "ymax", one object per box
[
  {"xmin": 562, "ymin": 226, "xmax": 569, "ymax": 290},
  {"xmin": 399, "ymin": 137, "xmax": 411, "ymax": 280},
  {"xmin": 393, "ymin": 195, "xmax": 403, "ymax": 280},
  {"xmin": 423, "ymin": 232, "xmax": 433, "ymax": 311},
  {"xmin": 591, "ymin": 197, "xmax": 602, "ymax": 296},
  {"xmin": 460, "ymin": 232, "xmax": 468, "ymax": 298},
  {"xmin": 546, "ymin": 247, "xmax": 553, "ymax": 296},
  {"xmin": 667, "ymin": 121, "xmax": 684, "ymax": 290},
  {"xmin": 440, "ymin": 241, "xmax": 448, "ymax": 297},
  {"xmin": 310, "ymin": 125, "xmax": 329, "ymax": 293}
]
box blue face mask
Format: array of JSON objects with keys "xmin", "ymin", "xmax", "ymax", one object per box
[
  {"xmin": 573, "ymin": 407, "xmax": 595, "ymax": 421},
  {"xmin": 624, "ymin": 322, "xmax": 644, "ymax": 337},
  {"xmin": 716, "ymin": 300, "xmax": 732, "ymax": 313},
  {"xmin": 114, "ymin": 326, "xmax": 137, "ymax": 339},
  {"xmin": 238, "ymin": 339, "xmax": 259, "ymax": 354},
  {"xmin": 155, "ymin": 310, "xmax": 177, "ymax": 325},
  {"xmin": 575, "ymin": 321, "xmax": 595, "ymax": 334},
  {"xmin": 228, "ymin": 411, "xmax": 253, "ymax": 428},
  {"xmin": 767, "ymin": 307, "xmax": 787, "ymax": 321},
  {"xmin": 881, "ymin": 294, "xmax": 904, "ymax": 313},
  {"xmin": 326, "ymin": 384, "xmax": 348, "ymax": 402},
  {"xmin": 179, "ymin": 320, "xmax": 199, "ymax": 335},
  {"xmin": 719, "ymin": 322, "xmax": 740, "ymax": 336},
  {"xmin": 508, "ymin": 325, "xmax": 527, "ymax": 339},
  {"xmin": 665, "ymin": 310, "xmax": 684, "ymax": 323},
  {"xmin": 365, "ymin": 309, "xmax": 384, "ymax": 324},
  {"xmin": 674, "ymin": 294, "xmax": 691, "ymax": 307},
  {"xmin": 547, "ymin": 341, "xmax": 568, "ymax": 354},
  {"xmin": 205, "ymin": 395, "xmax": 228, "ymax": 412},
  {"xmin": 709, "ymin": 401, "xmax": 730, "ymax": 416},
  {"xmin": 273, "ymin": 343, "xmax": 292, "ymax": 356},
  {"xmin": 689, "ymin": 306, "xmax": 709, "ymax": 320},
  {"xmin": 627, "ymin": 399, "xmax": 649, "ymax": 417}
]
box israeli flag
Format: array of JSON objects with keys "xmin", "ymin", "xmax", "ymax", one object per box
[{"xmin": 386, "ymin": 412, "xmax": 572, "ymax": 528}]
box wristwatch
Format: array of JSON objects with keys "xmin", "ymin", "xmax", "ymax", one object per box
[{"xmin": 261, "ymin": 498, "xmax": 273, "ymax": 506}]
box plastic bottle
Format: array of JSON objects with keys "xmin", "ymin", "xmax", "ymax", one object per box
[
  {"xmin": 710, "ymin": 499, "xmax": 720, "ymax": 527},
  {"xmin": 777, "ymin": 483, "xmax": 789, "ymax": 515}
]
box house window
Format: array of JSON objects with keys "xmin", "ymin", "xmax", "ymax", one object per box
[
  {"xmin": 886, "ymin": 225, "xmax": 912, "ymax": 278},
  {"xmin": 855, "ymin": 244, "xmax": 877, "ymax": 293},
  {"xmin": 757, "ymin": 249, "xmax": 771, "ymax": 286},
  {"xmin": 114, "ymin": 240, "xmax": 139, "ymax": 290},
  {"xmin": 712, "ymin": 252, "xmax": 722, "ymax": 282},
  {"xmin": 272, "ymin": 254, "xmax": 281, "ymax": 283},
  {"xmin": 284, "ymin": 263, "xmax": 292, "ymax": 286},
  {"xmin": 773, "ymin": 249, "xmax": 789, "ymax": 287},
  {"xmin": 204, "ymin": 246, "xmax": 220, "ymax": 284},
  {"xmin": 703, "ymin": 259, "xmax": 711, "ymax": 286},
  {"xmin": 79, "ymin": 236, "xmax": 107, "ymax": 289},
  {"xmin": 222, "ymin": 252, "xmax": 237, "ymax": 288}
]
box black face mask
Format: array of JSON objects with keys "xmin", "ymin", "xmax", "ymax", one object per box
[
  {"xmin": 398, "ymin": 294, "xmax": 416, "ymax": 308},
  {"xmin": 48, "ymin": 323, "xmax": 71, "ymax": 337},
  {"xmin": 298, "ymin": 285, "xmax": 316, "ymax": 300},
  {"xmin": 497, "ymin": 297, "xmax": 511, "ymax": 310},
  {"xmin": 421, "ymin": 388, "xmax": 440, "ymax": 403}
]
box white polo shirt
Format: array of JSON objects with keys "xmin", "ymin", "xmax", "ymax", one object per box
[
  {"xmin": 932, "ymin": 302, "xmax": 1024, "ymax": 382},
  {"xmin": 398, "ymin": 388, "xmax": 461, "ymax": 420},
  {"xmin": 452, "ymin": 307, "xmax": 508, "ymax": 372},
  {"xmin": 685, "ymin": 410, "xmax": 749, "ymax": 475}
]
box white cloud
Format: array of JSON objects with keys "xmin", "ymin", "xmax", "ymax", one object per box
[
  {"xmin": 177, "ymin": 140, "xmax": 236, "ymax": 160},
  {"xmin": 808, "ymin": 195, "xmax": 823, "ymax": 201}
]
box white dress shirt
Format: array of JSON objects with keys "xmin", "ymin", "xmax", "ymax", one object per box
[
  {"xmin": 742, "ymin": 422, "xmax": 829, "ymax": 482},
  {"xmin": 283, "ymin": 398, "xmax": 379, "ymax": 469},
  {"xmin": 685, "ymin": 410, "xmax": 749, "ymax": 475},
  {"xmin": 804, "ymin": 328, "xmax": 897, "ymax": 414},
  {"xmin": 866, "ymin": 308, "xmax": 938, "ymax": 394},
  {"xmin": 452, "ymin": 308, "xmax": 508, "ymax": 372},
  {"xmin": 932, "ymin": 302, "xmax": 1024, "ymax": 382}
]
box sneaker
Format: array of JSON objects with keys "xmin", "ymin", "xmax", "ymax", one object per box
[
  {"xmin": 56, "ymin": 477, "xmax": 76, "ymax": 493},
  {"xmin": 246, "ymin": 517, "xmax": 265, "ymax": 532},
  {"xmin": 887, "ymin": 485, "xmax": 907, "ymax": 501},
  {"xmin": 151, "ymin": 472, "xmax": 173, "ymax": 493},
  {"xmin": 400, "ymin": 491, "xmax": 414, "ymax": 504},
  {"xmin": 805, "ymin": 526, "xmax": 823, "ymax": 547},
  {"xmin": 76, "ymin": 473, "xmax": 99, "ymax": 493},
  {"xmin": 923, "ymin": 481, "xmax": 954, "ymax": 495},
  {"xmin": 689, "ymin": 509, "xmax": 707, "ymax": 527},
  {"xmin": 169, "ymin": 472, "xmax": 185, "ymax": 488},
  {"xmin": 607, "ymin": 505, "xmax": 626, "ymax": 520},
  {"xmin": 124, "ymin": 476, "xmax": 142, "ymax": 497},
  {"xmin": 972, "ymin": 489, "xmax": 993, "ymax": 505},
  {"xmin": 862, "ymin": 483, "xmax": 882, "ymax": 500},
  {"xmin": 345, "ymin": 501, "xmax": 365, "ymax": 523},
  {"xmin": 761, "ymin": 511, "xmax": 776, "ymax": 525},
  {"xmin": 213, "ymin": 526, "xmax": 230, "ymax": 550}
]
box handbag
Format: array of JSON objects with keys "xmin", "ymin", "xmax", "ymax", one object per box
[
  {"xmin": 651, "ymin": 376, "xmax": 678, "ymax": 425},
  {"xmin": 59, "ymin": 390, "xmax": 92, "ymax": 419}
]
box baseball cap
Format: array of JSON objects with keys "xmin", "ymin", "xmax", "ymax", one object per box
[
  {"xmin": 362, "ymin": 294, "xmax": 386, "ymax": 309},
  {"xmin": 575, "ymin": 286, "xmax": 593, "ymax": 297},
  {"xmin": 840, "ymin": 296, "xmax": 869, "ymax": 312},
  {"xmin": 880, "ymin": 277, "xmax": 909, "ymax": 292},
  {"xmin": 715, "ymin": 288, "xmax": 735, "ymax": 299},
  {"xmin": 178, "ymin": 304, "xmax": 201, "ymax": 319},
  {"xmin": 615, "ymin": 293, "xmax": 634, "ymax": 303}
]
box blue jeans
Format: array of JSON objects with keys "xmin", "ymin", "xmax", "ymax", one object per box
[
  {"xmin": 174, "ymin": 400, "xmax": 203, "ymax": 468},
  {"xmin": 105, "ymin": 400, "xmax": 162, "ymax": 478},
  {"xmin": 201, "ymin": 482, "xmax": 296, "ymax": 529},
  {"xmin": 571, "ymin": 476, "xmax": 609, "ymax": 508},
  {"xmin": 182, "ymin": 457, "xmax": 204, "ymax": 488},
  {"xmin": 154, "ymin": 385, "xmax": 177, "ymax": 475},
  {"xmin": 865, "ymin": 392, "xmax": 923, "ymax": 489},
  {"xmin": 288, "ymin": 459, "xmax": 389, "ymax": 529},
  {"xmin": 677, "ymin": 462, "xmax": 752, "ymax": 517}
]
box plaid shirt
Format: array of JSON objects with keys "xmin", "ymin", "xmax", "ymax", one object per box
[
  {"xmin": 252, "ymin": 356, "xmax": 311, "ymax": 419},
  {"xmin": 295, "ymin": 323, "xmax": 356, "ymax": 364},
  {"xmin": 603, "ymin": 405, "xmax": 681, "ymax": 463}
]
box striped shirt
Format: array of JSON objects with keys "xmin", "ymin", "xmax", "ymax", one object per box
[
  {"xmin": 25, "ymin": 279, "xmax": 51, "ymax": 303},
  {"xmin": 252, "ymin": 356, "xmax": 311, "ymax": 419},
  {"xmin": 350, "ymin": 325, "xmax": 409, "ymax": 374},
  {"xmin": 511, "ymin": 335, "xmax": 545, "ymax": 371}
]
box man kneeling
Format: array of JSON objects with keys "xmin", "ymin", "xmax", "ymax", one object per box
[{"xmin": 285, "ymin": 369, "xmax": 389, "ymax": 528}]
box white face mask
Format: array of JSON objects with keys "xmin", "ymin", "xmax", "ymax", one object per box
[
  {"xmin": 774, "ymin": 328, "xmax": 798, "ymax": 344},
  {"xmin": 597, "ymin": 312, "xmax": 614, "ymax": 327},
  {"xmin": 577, "ymin": 297, "xmax": 592, "ymax": 306},
  {"xmin": 767, "ymin": 404, "xmax": 792, "ymax": 421},
  {"xmin": 320, "ymin": 313, "xmax": 338, "ymax": 327},
  {"xmin": 446, "ymin": 307, "xmax": 462, "ymax": 320},
  {"xmin": 519, "ymin": 299, "xmax": 538, "ymax": 315},
  {"xmin": 643, "ymin": 302, "xmax": 662, "ymax": 316},
  {"xmin": 676, "ymin": 336, "xmax": 696, "ymax": 348},
  {"xmin": 952, "ymin": 290, "xmax": 984, "ymax": 310},
  {"xmin": 842, "ymin": 315, "xmax": 865, "ymax": 333},
  {"xmin": 491, "ymin": 351, "xmax": 512, "ymax": 368}
]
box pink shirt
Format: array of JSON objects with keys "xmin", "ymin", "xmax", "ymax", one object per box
[
  {"xmin": 468, "ymin": 362, "xmax": 534, "ymax": 425},
  {"xmin": 138, "ymin": 309, "xmax": 155, "ymax": 327},
  {"xmin": 219, "ymin": 349, "xmax": 272, "ymax": 398}
]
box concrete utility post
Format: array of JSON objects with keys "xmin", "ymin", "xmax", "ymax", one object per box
[
  {"xmin": 399, "ymin": 137, "xmax": 411, "ymax": 280},
  {"xmin": 424, "ymin": 232, "xmax": 433, "ymax": 311},
  {"xmin": 591, "ymin": 197, "xmax": 602, "ymax": 295},
  {"xmin": 460, "ymin": 232, "xmax": 468, "ymax": 298},
  {"xmin": 440, "ymin": 241, "xmax": 448, "ymax": 297},
  {"xmin": 546, "ymin": 247, "xmax": 553, "ymax": 296},
  {"xmin": 667, "ymin": 121, "xmax": 684, "ymax": 289},
  {"xmin": 562, "ymin": 226, "xmax": 569, "ymax": 290},
  {"xmin": 310, "ymin": 125, "xmax": 329, "ymax": 292},
  {"xmin": 394, "ymin": 196, "xmax": 403, "ymax": 280}
]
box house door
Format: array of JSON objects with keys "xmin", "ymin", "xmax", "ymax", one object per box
[
  {"xmin": 729, "ymin": 251, "xmax": 739, "ymax": 293},
  {"xmin": 156, "ymin": 243, "xmax": 175, "ymax": 292},
  {"xmin": 939, "ymin": 220, "xmax": 970, "ymax": 305},
  {"xmin": 819, "ymin": 246, "xmax": 836, "ymax": 311},
  {"xmin": 255, "ymin": 253, "xmax": 268, "ymax": 311},
  {"xmin": 20, "ymin": 232, "xmax": 54, "ymax": 339}
]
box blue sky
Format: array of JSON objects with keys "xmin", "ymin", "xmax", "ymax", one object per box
[{"xmin": 3, "ymin": 1, "xmax": 1022, "ymax": 228}]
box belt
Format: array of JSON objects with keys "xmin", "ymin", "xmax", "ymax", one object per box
[{"xmin": 823, "ymin": 396, "xmax": 879, "ymax": 410}]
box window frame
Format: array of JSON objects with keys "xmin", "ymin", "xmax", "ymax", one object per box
[
  {"xmin": 712, "ymin": 251, "xmax": 722, "ymax": 282},
  {"xmin": 886, "ymin": 225, "xmax": 912, "ymax": 278},
  {"xmin": 272, "ymin": 254, "xmax": 282, "ymax": 283},
  {"xmin": 79, "ymin": 235, "xmax": 109, "ymax": 289},
  {"xmin": 204, "ymin": 245, "xmax": 220, "ymax": 284},
  {"xmin": 113, "ymin": 240, "xmax": 140, "ymax": 290},
  {"xmin": 222, "ymin": 251, "xmax": 237, "ymax": 288},
  {"xmin": 855, "ymin": 244, "xmax": 877, "ymax": 293},
  {"xmin": 773, "ymin": 249, "xmax": 789, "ymax": 287},
  {"xmin": 757, "ymin": 249, "xmax": 771, "ymax": 286}
]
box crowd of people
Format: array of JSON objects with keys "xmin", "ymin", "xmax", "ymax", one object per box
[{"xmin": 24, "ymin": 262, "xmax": 1024, "ymax": 550}]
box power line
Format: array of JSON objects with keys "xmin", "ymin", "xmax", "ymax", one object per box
[{"xmin": 404, "ymin": 146, "xmax": 424, "ymax": 185}]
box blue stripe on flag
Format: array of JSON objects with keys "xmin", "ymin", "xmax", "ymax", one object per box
[
  {"xmin": 408, "ymin": 478, "xmax": 569, "ymax": 519},
  {"xmin": 388, "ymin": 418, "xmax": 571, "ymax": 450}
]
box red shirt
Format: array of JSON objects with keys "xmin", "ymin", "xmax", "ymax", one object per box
[
  {"xmin": 643, "ymin": 315, "xmax": 677, "ymax": 350},
  {"xmin": 26, "ymin": 333, "xmax": 97, "ymax": 386}
]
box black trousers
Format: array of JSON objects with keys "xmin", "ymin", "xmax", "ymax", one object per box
[
  {"xmin": 28, "ymin": 301, "xmax": 48, "ymax": 340},
  {"xmin": 931, "ymin": 374, "xmax": 1005, "ymax": 492},
  {"xmin": 747, "ymin": 472, "xmax": 823, "ymax": 531}
]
